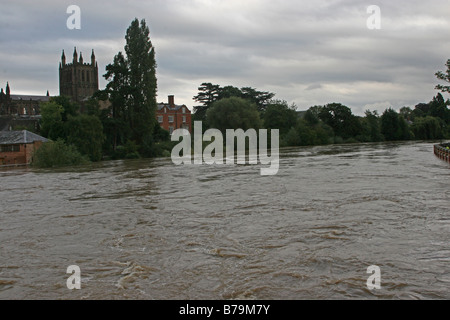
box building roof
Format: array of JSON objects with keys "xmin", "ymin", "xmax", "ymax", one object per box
[
  {"xmin": 0, "ymin": 130, "xmax": 48, "ymax": 145},
  {"xmin": 10, "ymin": 94, "xmax": 50, "ymax": 102},
  {"xmin": 157, "ymin": 103, "xmax": 187, "ymax": 111}
]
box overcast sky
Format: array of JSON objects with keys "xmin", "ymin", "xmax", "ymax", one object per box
[{"xmin": 0, "ymin": 0, "xmax": 449, "ymax": 115}]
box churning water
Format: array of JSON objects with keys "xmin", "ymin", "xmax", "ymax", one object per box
[{"xmin": 0, "ymin": 141, "xmax": 449, "ymax": 299}]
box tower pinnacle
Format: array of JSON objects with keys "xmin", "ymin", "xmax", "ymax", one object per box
[
  {"xmin": 91, "ymin": 49, "xmax": 96, "ymax": 66},
  {"xmin": 61, "ymin": 49, "xmax": 66, "ymax": 65},
  {"xmin": 73, "ymin": 47, "xmax": 78, "ymax": 63}
]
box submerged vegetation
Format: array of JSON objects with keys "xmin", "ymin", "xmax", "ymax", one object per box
[{"xmin": 32, "ymin": 139, "xmax": 89, "ymax": 168}]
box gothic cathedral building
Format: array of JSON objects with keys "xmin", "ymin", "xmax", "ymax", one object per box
[{"xmin": 59, "ymin": 47, "xmax": 99, "ymax": 102}]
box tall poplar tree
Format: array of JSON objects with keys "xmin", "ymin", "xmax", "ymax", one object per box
[
  {"xmin": 125, "ymin": 18, "xmax": 157, "ymax": 147},
  {"xmin": 103, "ymin": 18, "xmax": 157, "ymax": 155},
  {"xmin": 103, "ymin": 52, "xmax": 129, "ymax": 150}
]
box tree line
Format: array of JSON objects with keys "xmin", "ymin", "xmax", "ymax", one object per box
[
  {"xmin": 193, "ymin": 59, "xmax": 450, "ymax": 147},
  {"xmin": 32, "ymin": 16, "xmax": 450, "ymax": 167}
]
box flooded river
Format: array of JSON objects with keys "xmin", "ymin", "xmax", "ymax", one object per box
[{"xmin": 0, "ymin": 141, "xmax": 449, "ymax": 299}]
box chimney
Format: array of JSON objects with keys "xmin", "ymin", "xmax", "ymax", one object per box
[{"xmin": 168, "ymin": 95, "xmax": 174, "ymax": 107}]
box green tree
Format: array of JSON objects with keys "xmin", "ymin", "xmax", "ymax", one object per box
[
  {"xmin": 278, "ymin": 105, "xmax": 333, "ymax": 146},
  {"xmin": 381, "ymin": 108, "xmax": 398, "ymax": 141},
  {"xmin": 411, "ymin": 116, "xmax": 444, "ymax": 140},
  {"xmin": 103, "ymin": 18, "xmax": 158, "ymax": 156},
  {"xmin": 263, "ymin": 100, "xmax": 298, "ymax": 135},
  {"xmin": 193, "ymin": 83, "xmax": 221, "ymax": 107},
  {"xmin": 103, "ymin": 51, "xmax": 130, "ymax": 150},
  {"xmin": 304, "ymin": 109, "xmax": 319, "ymax": 126},
  {"xmin": 40, "ymin": 98, "xmax": 105, "ymax": 161},
  {"xmin": 314, "ymin": 122, "xmax": 334, "ymax": 145},
  {"xmin": 412, "ymin": 103, "xmax": 430, "ymax": 119},
  {"xmin": 50, "ymin": 96, "xmax": 79, "ymax": 121},
  {"xmin": 153, "ymin": 123, "xmax": 170, "ymax": 142},
  {"xmin": 435, "ymin": 59, "xmax": 450, "ymax": 93},
  {"xmin": 296, "ymin": 119, "xmax": 317, "ymax": 145},
  {"xmin": 399, "ymin": 106, "xmax": 413, "ymax": 122},
  {"xmin": 381, "ymin": 108, "xmax": 411, "ymax": 141},
  {"xmin": 283, "ymin": 127, "xmax": 301, "ymax": 146},
  {"xmin": 218, "ymin": 85, "xmax": 242, "ymax": 100},
  {"xmin": 307, "ymin": 105, "xmax": 323, "ymax": 119},
  {"xmin": 429, "ymin": 93, "xmax": 450, "ymax": 123},
  {"xmin": 193, "ymin": 82, "xmax": 221, "ymax": 122},
  {"xmin": 124, "ymin": 18, "xmax": 158, "ymax": 150},
  {"xmin": 318, "ymin": 103, "xmax": 362, "ymax": 139},
  {"xmin": 240, "ymin": 87, "xmax": 275, "ymax": 112},
  {"xmin": 206, "ymin": 97, "xmax": 262, "ymax": 133},
  {"xmin": 84, "ymin": 97, "xmax": 102, "ymax": 117},
  {"xmin": 66, "ymin": 114, "xmax": 105, "ymax": 161},
  {"xmin": 193, "ymin": 83, "xmax": 275, "ymax": 121},
  {"xmin": 361, "ymin": 110, "xmax": 383, "ymax": 142},
  {"xmin": 40, "ymin": 101, "xmax": 65, "ymax": 140}
]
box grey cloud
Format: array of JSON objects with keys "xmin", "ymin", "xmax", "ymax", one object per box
[
  {"xmin": 306, "ymin": 84, "xmax": 323, "ymax": 91},
  {"xmin": 0, "ymin": 0, "xmax": 449, "ymax": 114}
]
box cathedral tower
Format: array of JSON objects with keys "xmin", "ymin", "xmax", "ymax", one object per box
[{"xmin": 59, "ymin": 47, "xmax": 99, "ymax": 102}]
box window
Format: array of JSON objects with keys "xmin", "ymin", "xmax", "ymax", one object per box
[
  {"xmin": 0, "ymin": 145, "xmax": 20, "ymax": 153},
  {"xmin": 169, "ymin": 126, "xmax": 174, "ymax": 134},
  {"xmin": 182, "ymin": 107, "xmax": 186, "ymax": 114},
  {"xmin": 168, "ymin": 116, "xmax": 174, "ymax": 123},
  {"xmin": 157, "ymin": 116, "xmax": 163, "ymax": 123},
  {"xmin": 182, "ymin": 116, "xmax": 186, "ymax": 123}
]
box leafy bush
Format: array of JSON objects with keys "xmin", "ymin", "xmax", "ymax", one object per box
[
  {"xmin": 283, "ymin": 127, "xmax": 300, "ymax": 147},
  {"xmin": 154, "ymin": 140, "xmax": 178, "ymax": 157},
  {"xmin": 32, "ymin": 139, "xmax": 89, "ymax": 168},
  {"xmin": 111, "ymin": 140, "xmax": 141, "ymax": 160},
  {"xmin": 411, "ymin": 116, "xmax": 444, "ymax": 140}
]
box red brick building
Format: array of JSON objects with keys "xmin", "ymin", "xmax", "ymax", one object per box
[
  {"xmin": 0, "ymin": 130, "xmax": 48, "ymax": 166},
  {"xmin": 156, "ymin": 95, "xmax": 191, "ymax": 134}
]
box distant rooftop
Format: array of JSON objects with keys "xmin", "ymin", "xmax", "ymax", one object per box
[
  {"xmin": 157, "ymin": 103, "xmax": 186, "ymax": 111},
  {"xmin": 157, "ymin": 95, "xmax": 188, "ymax": 111},
  {"xmin": 0, "ymin": 130, "xmax": 48, "ymax": 145},
  {"xmin": 10, "ymin": 94, "xmax": 50, "ymax": 102}
]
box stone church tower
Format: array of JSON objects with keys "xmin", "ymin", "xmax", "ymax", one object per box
[{"xmin": 59, "ymin": 47, "xmax": 99, "ymax": 102}]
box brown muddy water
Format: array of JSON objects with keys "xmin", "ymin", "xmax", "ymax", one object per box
[{"xmin": 0, "ymin": 141, "xmax": 449, "ymax": 299}]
